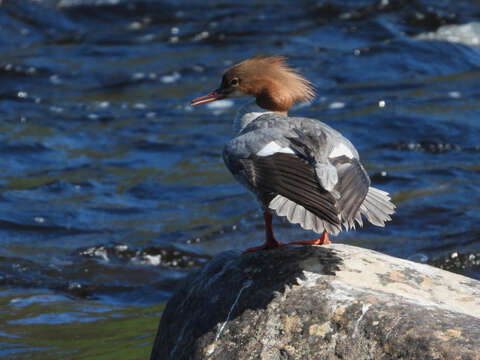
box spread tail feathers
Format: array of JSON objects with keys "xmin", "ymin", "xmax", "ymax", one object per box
[
  {"xmin": 357, "ymin": 186, "xmax": 395, "ymax": 227},
  {"xmin": 268, "ymin": 186, "xmax": 395, "ymax": 234},
  {"xmin": 269, "ymin": 195, "xmax": 342, "ymax": 235}
]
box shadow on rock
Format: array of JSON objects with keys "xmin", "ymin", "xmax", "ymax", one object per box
[{"xmin": 150, "ymin": 246, "xmax": 342, "ymax": 360}]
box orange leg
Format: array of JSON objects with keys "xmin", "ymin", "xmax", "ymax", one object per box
[
  {"xmin": 288, "ymin": 230, "xmax": 331, "ymax": 246},
  {"xmin": 243, "ymin": 212, "xmax": 285, "ymax": 254}
]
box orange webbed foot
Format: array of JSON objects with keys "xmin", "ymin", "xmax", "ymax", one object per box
[{"xmin": 288, "ymin": 230, "xmax": 331, "ymax": 246}]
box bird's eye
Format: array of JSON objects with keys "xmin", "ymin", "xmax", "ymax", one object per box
[{"xmin": 230, "ymin": 78, "xmax": 239, "ymax": 86}]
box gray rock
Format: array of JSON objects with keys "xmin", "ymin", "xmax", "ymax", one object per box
[{"xmin": 150, "ymin": 244, "xmax": 480, "ymax": 360}]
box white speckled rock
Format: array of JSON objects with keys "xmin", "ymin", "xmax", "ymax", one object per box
[{"xmin": 150, "ymin": 244, "xmax": 480, "ymax": 360}]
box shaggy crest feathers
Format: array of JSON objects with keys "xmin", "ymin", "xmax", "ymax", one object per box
[{"xmin": 226, "ymin": 56, "xmax": 315, "ymax": 112}]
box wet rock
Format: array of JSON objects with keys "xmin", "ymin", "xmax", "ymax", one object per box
[
  {"xmin": 429, "ymin": 250, "xmax": 480, "ymax": 277},
  {"xmin": 151, "ymin": 244, "xmax": 480, "ymax": 360},
  {"xmin": 78, "ymin": 244, "xmax": 207, "ymax": 268}
]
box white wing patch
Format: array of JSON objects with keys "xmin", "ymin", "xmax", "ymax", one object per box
[
  {"xmin": 329, "ymin": 143, "xmax": 354, "ymax": 159},
  {"xmin": 256, "ymin": 141, "xmax": 295, "ymax": 157}
]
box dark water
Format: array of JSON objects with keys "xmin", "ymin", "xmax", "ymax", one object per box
[{"xmin": 1, "ymin": 0, "xmax": 480, "ymax": 358}]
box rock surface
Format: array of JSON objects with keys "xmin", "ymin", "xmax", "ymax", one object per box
[{"xmin": 150, "ymin": 244, "xmax": 480, "ymax": 360}]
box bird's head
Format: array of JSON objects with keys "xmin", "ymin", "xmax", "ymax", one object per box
[{"xmin": 191, "ymin": 56, "xmax": 315, "ymax": 114}]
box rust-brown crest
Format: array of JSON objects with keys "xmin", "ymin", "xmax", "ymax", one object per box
[{"xmin": 223, "ymin": 56, "xmax": 315, "ymax": 113}]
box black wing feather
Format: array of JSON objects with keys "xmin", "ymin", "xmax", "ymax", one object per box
[
  {"xmin": 250, "ymin": 153, "xmax": 340, "ymax": 225},
  {"xmin": 224, "ymin": 145, "xmax": 371, "ymax": 230}
]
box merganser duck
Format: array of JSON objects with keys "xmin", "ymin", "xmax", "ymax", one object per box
[{"xmin": 191, "ymin": 56, "xmax": 395, "ymax": 252}]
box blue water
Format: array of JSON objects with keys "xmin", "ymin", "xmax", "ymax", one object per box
[{"xmin": 1, "ymin": 0, "xmax": 480, "ymax": 357}]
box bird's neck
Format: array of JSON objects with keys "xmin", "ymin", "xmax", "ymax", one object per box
[
  {"xmin": 253, "ymin": 78, "xmax": 293, "ymax": 113},
  {"xmin": 233, "ymin": 102, "xmax": 277, "ymax": 134}
]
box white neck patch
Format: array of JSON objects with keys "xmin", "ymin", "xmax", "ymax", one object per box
[{"xmin": 233, "ymin": 102, "xmax": 273, "ymax": 134}]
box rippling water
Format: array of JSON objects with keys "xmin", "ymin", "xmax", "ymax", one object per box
[{"xmin": 1, "ymin": 0, "xmax": 480, "ymax": 358}]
